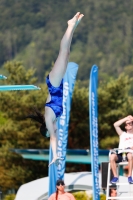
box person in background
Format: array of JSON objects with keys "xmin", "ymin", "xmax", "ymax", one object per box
[
  {"xmin": 48, "ymin": 179, "xmax": 76, "ymax": 200},
  {"xmin": 109, "ymin": 187, "xmax": 117, "ymax": 200},
  {"xmin": 110, "ymin": 115, "xmax": 133, "ymax": 184}
]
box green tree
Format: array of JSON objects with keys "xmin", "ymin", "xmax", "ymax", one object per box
[
  {"xmin": 72, "ymin": 191, "xmax": 88, "ymax": 200},
  {"xmin": 98, "ymin": 73, "xmax": 133, "ymax": 148},
  {"xmin": 69, "ymin": 82, "xmax": 89, "ymax": 149},
  {"xmin": 69, "ymin": 73, "xmax": 133, "ymax": 150},
  {"xmin": 1, "ymin": 0, "xmax": 133, "ymax": 81},
  {"xmin": 3, "ymin": 194, "xmax": 16, "ymax": 200},
  {"xmin": 0, "ymin": 61, "xmax": 49, "ymax": 192},
  {"xmin": 1, "ymin": 60, "xmax": 133, "ymax": 193}
]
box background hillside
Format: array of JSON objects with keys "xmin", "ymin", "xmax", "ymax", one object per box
[{"xmin": 0, "ymin": 0, "xmax": 133, "ymax": 81}]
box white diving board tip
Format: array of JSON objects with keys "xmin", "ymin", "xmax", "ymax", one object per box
[{"xmin": 0, "ymin": 75, "xmax": 7, "ymax": 79}]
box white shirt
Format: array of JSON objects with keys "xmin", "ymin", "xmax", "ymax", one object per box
[{"xmin": 118, "ymin": 131, "xmax": 133, "ymax": 153}]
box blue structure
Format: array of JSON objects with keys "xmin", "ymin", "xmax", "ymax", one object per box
[
  {"xmin": 11, "ymin": 149, "xmax": 109, "ymax": 164},
  {"xmin": 89, "ymin": 65, "xmax": 99, "ymax": 200},
  {"xmin": 48, "ymin": 62, "xmax": 79, "ymax": 196},
  {"xmin": 0, "ymin": 74, "xmax": 40, "ymax": 91},
  {"xmin": 0, "ymin": 85, "xmax": 40, "ymax": 91}
]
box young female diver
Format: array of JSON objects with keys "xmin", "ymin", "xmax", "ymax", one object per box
[{"xmin": 26, "ymin": 12, "xmax": 84, "ymax": 166}]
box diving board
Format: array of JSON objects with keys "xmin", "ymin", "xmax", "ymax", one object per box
[
  {"xmin": 0, "ymin": 75, "xmax": 7, "ymax": 79},
  {"xmin": 11, "ymin": 149, "xmax": 110, "ymax": 164},
  {"xmin": 0, "ymin": 85, "xmax": 40, "ymax": 91}
]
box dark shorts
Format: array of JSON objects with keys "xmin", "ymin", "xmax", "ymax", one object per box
[
  {"xmin": 116, "ymin": 153, "xmax": 123, "ymax": 163},
  {"xmin": 111, "ymin": 153, "xmax": 127, "ymax": 163}
]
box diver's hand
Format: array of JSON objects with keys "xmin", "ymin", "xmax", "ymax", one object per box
[{"xmin": 48, "ymin": 157, "xmax": 63, "ymax": 167}]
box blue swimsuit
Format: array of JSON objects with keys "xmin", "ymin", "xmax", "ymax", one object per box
[{"xmin": 45, "ymin": 75, "xmax": 63, "ymax": 118}]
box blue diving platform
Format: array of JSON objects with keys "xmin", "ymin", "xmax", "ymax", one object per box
[
  {"xmin": 0, "ymin": 85, "xmax": 40, "ymax": 91},
  {"xmin": 11, "ymin": 149, "xmax": 110, "ymax": 164}
]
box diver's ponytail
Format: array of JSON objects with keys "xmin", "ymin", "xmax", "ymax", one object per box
[{"xmin": 25, "ymin": 108, "xmax": 47, "ymax": 137}]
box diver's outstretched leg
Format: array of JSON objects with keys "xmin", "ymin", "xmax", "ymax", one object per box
[{"xmin": 49, "ymin": 12, "xmax": 84, "ymax": 87}]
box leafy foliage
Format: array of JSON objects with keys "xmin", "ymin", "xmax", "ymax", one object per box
[
  {"xmin": 0, "ymin": 62, "xmax": 49, "ymax": 192},
  {"xmin": 90, "ymin": 194, "xmax": 106, "ymax": 200},
  {"xmin": 72, "ymin": 191, "xmax": 89, "ymax": 200},
  {"xmin": 69, "ymin": 82, "xmax": 89, "ymax": 149},
  {"xmin": 98, "ymin": 74, "xmax": 133, "ymax": 148},
  {"xmin": 0, "ymin": 60, "xmax": 133, "ymax": 193},
  {"xmin": 3, "ymin": 194, "xmax": 16, "ymax": 200},
  {"xmin": 72, "ymin": 191, "xmax": 106, "ymax": 200}
]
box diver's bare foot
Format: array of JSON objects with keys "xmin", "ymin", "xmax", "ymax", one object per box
[{"xmin": 67, "ymin": 12, "xmax": 84, "ymax": 29}]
